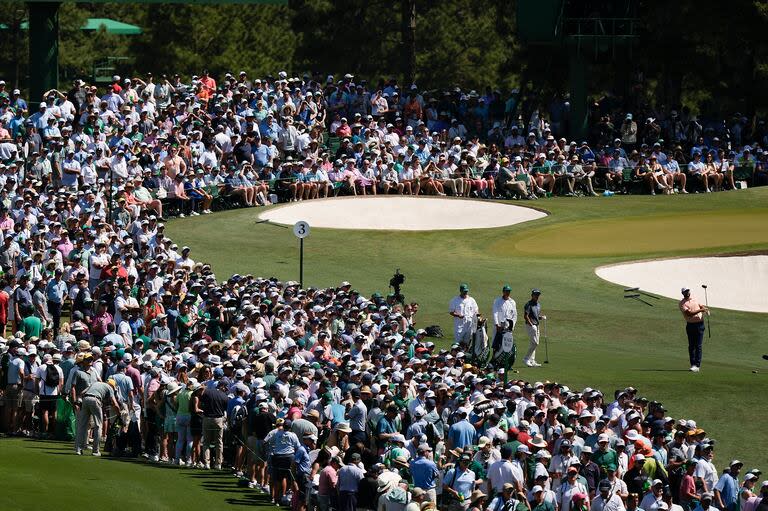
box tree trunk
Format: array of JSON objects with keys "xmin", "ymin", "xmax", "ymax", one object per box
[{"xmin": 401, "ymin": 0, "xmax": 416, "ymax": 86}]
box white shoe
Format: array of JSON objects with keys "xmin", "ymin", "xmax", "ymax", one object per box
[
  {"xmin": 524, "ymin": 359, "xmax": 534, "ymax": 367},
  {"xmin": 692, "ymin": 366, "xmax": 700, "ymax": 372},
  {"xmin": 203, "ymin": 463, "xmax": 210, "ymax": 470},
  {"xmin": 531, "ymin": 361, "xmax": 542, "ymax": 367},
  {"xmin": 177, "ymin": 213, "xmax": 185, "ymax": 218},
  {"xmin": 689, "ymin": 366, "xmax": 697, "ymax": 372},
  {"xmin": 150, "ymin": 454, "xmax": 160, "ymax": 462},
  {"xmin": 190, "ymin": 211, "xmax": 200, "ymax": 216},
  {"xmin": 213, "ymin": 464, "xmax": 222, "ymax": 470},
  {"xmin": 92, "ymin": 451, "xmax": 101, "ymax": 457},
  {"xmin": 75, "ymin": 449, "xmax": 82, "ymax": 456},
  {"xmin": 203, "ymin": 209, "xmax": 212, "ymax": 214}
]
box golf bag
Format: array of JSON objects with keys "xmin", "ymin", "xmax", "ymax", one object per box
[
  {"xmin": 493, "ymin": 320, "xmax": 517, "ymax": 370},
  {"xmin": 424, "ymin": 325, "xmax": 444, "ymax": 338},
  {"xmin": 470, "ymin": 316, "xmax": 490, "ymax": 367}
]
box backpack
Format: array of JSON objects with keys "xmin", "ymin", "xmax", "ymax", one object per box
[
  {"xmin": 45, "ymin": 364, "xmax": 61, "ymax": 388},
  {"xmin": 425, "ymin": 420, "xmax": 438, "ymax": 447},
  {"xmin": 424, "ymin": 325, "xmax": 444, "ymax": 338},
  {"xmin": 229, "ymin": 402, "xmax": 248, "ymax": 430},
  {"xmin": 0, "ymin": 352, "xmax": 9, "ymax": 389}
]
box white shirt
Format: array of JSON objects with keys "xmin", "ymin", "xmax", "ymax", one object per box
[
  {"xmin": 558, "ymin": 480, "xmax": 589, "ymax": 511},
  {"xmin": 449, "ymin": 295, "xmax": 478, "ymax": 324},
  {"xmin": 591, "ymin": 494, "xmax": 626, "ymax": 511},
  {"xmin": 694, "ymin": 458, "xmax": 718, "ymax": 491},
  {"xmin": 640, "ymin": 492, "xmax": 664, "ymax": 511},
  {"xmin": 36, "ymin": 364, "xmax": 64, "ymax": 396},
  {"xmin": 488, "ymin": 459, "xmax": 516, "ymax": 492},
  {"xmin": 492, "ymin": 296, "xmax": 517, "ymax": 337}
]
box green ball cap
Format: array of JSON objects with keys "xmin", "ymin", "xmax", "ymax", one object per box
[
  {"xmin": 459, "ymin": 283, "xmax": 469, "ymax": 292},
  {"xmin": 502, "ymin": 285, "xmax": 512, "ymax": 292}
]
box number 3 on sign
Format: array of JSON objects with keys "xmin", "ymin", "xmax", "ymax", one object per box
[{"xmin": 293, "ymin": 221, "xmax": 311, "ymax": 239}]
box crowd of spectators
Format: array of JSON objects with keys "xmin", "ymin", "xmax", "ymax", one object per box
[
  {"xmin": 0, "ymin": 73, "xmax": 766, "ymax": 217},
  {"xmin": 0, "ymin": 71, "xmax": 766, "ymax": 511}
]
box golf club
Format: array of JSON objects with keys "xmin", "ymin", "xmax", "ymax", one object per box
[
  {"xmin": 702, "ymin": 284, "xmax": 711, "ymax": 338},
  {"xmin": 543, "ymin": 316, "xmax": 549, "ymax": 364}
]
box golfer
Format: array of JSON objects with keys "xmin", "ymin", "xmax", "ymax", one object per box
[
  {"xmin": 523, "ymin": 289, "xmax": 544, "ymax": 367},
  {"xmin": 679, "ymin": 287, "xmax": 708, "ymax": 372},
  {"xmin": 449, "ymin": 283, "xmax": 478, "ymax": 346}
]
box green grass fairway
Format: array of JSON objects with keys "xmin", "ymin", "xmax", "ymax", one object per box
[
  {"xmin": 4, "ymin": 189, "xmax": 766, "ymax": 510},
  {"xmin": 499, "ymin": 208, "xmax": 768, "ymax": 257},
  {"xmin": 165, "ymin": 188, "xmax": 768, "ymax": 468},
  {"xmin": 0, "ymin": 438, "xmax": 269, "ymax": 510}
]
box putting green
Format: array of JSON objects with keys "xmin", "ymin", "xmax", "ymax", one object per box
[{"xmin": 493, "ymin": 208, "xmax": 768, "ymax": 257}]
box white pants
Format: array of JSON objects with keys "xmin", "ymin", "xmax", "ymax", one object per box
[
  {"xmin": 525, "ymin": 323, "xmax": 540, "ymax": 362},
  {"xmin": 454, "ymin": 320, "xmax": 473, "ymax": 345}
]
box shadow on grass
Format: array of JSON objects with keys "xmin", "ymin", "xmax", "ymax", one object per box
[
  {"xmin": 225, "ymin": 495, "xmax": 272, "ymax": 506},
  {"xmin": 13, "ymin": 438, "xmax": 270, "ymax": 506},
  {"xmin": 634, "ymin": 369, "xmax": 694, "ymax": 372}
]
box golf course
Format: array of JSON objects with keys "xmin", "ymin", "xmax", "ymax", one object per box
[{"xmin": 2, "ymin": 188, "xmax": 766, "ymax": 510}]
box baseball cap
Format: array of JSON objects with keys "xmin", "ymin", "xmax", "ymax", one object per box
[
  {"xmin": 532, "ymin": 288, "xmax": 542, "ymax": 295},
  {"xmin": 459, "ymin": 283, "xmax": 469, "ymax": 292},
  {"xmin": 502, "ymin": 284, "xmax": 511, "ymax": 292},
  {"xmin": 681, "ymin": 287, "xmax": 690, "ymax": 294}
]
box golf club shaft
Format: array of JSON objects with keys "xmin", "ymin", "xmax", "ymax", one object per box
[{"xmin": 703, "ymin": 286, "xmax": 711, "ymax": 337}]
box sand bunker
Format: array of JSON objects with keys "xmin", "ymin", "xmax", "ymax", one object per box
[
  {"xmin": 259, "ymin": 197, "xmax": 546, "ymax": 231},
  {"xmin": 596, "ymin": 255, "xmax": 768, "ymax": 313}
]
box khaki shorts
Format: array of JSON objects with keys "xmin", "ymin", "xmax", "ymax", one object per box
[{"xmin": 5, "ymin": 385, "xmax": 23, "ymax": 408}]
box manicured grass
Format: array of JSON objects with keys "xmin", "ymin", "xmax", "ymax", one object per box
[
  {"xmin": 501, "ymin": 208, "xmax": 768, "ymax": 256},
  {"xmin": 4, "ymin": 189, "xmax": 766, "ymax": 510},
  {"xmin": 0, "ymin": 438, "xmax": 270, "ymax": 510},
  {"xmin": 166, "ymin": 188, "xmax": 768, "ymax": 469}
]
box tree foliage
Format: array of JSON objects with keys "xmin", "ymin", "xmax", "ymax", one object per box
[{"xmin": 0, "ymin": 0, "xmax": 767, "ymax": 114}]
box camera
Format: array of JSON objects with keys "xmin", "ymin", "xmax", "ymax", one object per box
[{"xmin": 389, "ymin": 269, "xmax": 406, "ymax": 304}]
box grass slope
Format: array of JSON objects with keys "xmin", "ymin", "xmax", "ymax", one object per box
[
  {"xmin": 4, "ymin": 190, "xmax": 765, "ymax": 511},
  {"xmin": 0, "ymin": 439, "xmax": 270, "ymax": 510},
  {"xmin": 167, "ymin": 188, "xmax": 768, "ymax": 468}
]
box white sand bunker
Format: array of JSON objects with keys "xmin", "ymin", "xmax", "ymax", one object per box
[
  {"xmin": 259, "ymin": 197, "xmax": 546, "ymax": 231},
  {"xmin": 596, "ymin": 255, "xmax": 768, "ymax": 313}
]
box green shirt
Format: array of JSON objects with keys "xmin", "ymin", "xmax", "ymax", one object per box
[
  {"xmin": 176, "ymin": 389, "xmax": 192, "ymax": 415},
  {"xmin": 592, "ymin": 449, "xmax": 619, "ymax": 472},
  {"xmin": 21, "ymin": 316, "xmax": 42, "ymax": 339},
  {"xmin": 84, "ymin": 381, "xmax": 116, "ymax": 403}
]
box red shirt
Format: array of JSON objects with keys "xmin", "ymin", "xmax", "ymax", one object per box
[{"xmin": 0, "ymin": 290, "xmax": 8, "ymax": 324}]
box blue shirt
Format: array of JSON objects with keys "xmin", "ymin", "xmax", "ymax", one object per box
[
  {"xmin": 330, "ymin": 403, "xmax": 346, "ymax": 425},
  {"xmin": 347, "ymin": 400, "xmax": 367, "ymax": 432},
  {"xmin": 442, "ymin": 466, "xmax": 476, "ymax": 500},
  {"xmin": 714, "ymin": 473, "xmax": 739, "ymax": 511},
  {"xmin": 447, "ymin": 419, "xmax": 476, "ymax": 450},
  {"xmin": 294, "ymin": 444, "xmax": 311, "ymax": 476},
  {"xmin": 410, "ymin": 456, "xmax": 439, "ymax": 490},
  {"xmin": 227, "ymin": 396, "xmax": 245, "ymax": 420},
  {"xmin": 45, "ymin": 279, "xmax": 68, "ymax": 303},
  {"xmin": 337, "ymin": 464, "xmax": 365, "ymax": 492},
  {"xmin": 266, "ymin": 428, "xmax": 301, "ymax": 456}
]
